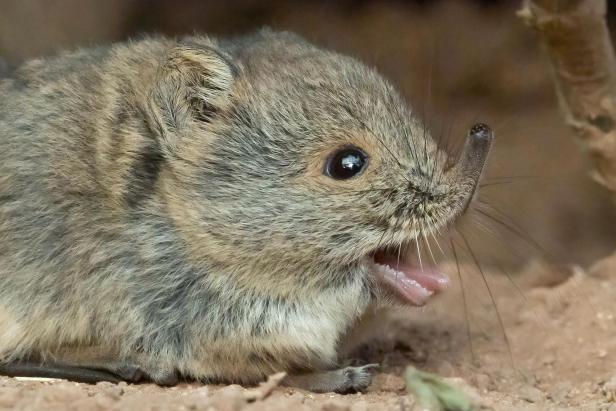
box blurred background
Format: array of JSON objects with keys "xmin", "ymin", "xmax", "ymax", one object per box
[{"xmin": 1, "ymin": 0, "xmax": 615, "ymax": 269}]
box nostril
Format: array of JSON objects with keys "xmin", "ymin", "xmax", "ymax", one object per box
[
  {"xmin": 456, "ymin": 122, "xmax": 494, "ymax": 183},
  {"xmin": 460, "ymin": 123, "xmax": 494, "ymax": 169},
  {"xmin": 469, "ymin": 123, "xmax": 492, "ymax": 141},
  {"xmin": 455, "ymin": 122, "xmax": 494, "ymax": 213}
]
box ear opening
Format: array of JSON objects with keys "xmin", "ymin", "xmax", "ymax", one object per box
[{"xmin": 147, "ymin": 42, "xmax": 237, "ymax": 149}]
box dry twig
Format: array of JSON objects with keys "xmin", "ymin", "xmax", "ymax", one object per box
[
  {"xmin": 519, "ymin": 0, "xmax": 616, "ymax": 192},
  {"xmin": 242, "ymin": 372, "xmax": 286, "ymax": 401}
]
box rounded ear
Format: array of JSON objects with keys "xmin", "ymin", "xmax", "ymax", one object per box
[{"xmin": 147, "ymin": 43, "xmax": 237, "ymax": 152}]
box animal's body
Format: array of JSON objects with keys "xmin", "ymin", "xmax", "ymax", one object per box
[{"xmin": 0, "ymin": 30, "xmax": 492, "ymax": 392}]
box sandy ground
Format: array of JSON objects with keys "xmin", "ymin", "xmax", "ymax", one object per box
[{"xmin": 2, "ymin": 254, "xmax": 615, "ymax": 411}]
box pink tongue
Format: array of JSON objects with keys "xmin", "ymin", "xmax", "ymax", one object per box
[{"xmin": 374, "ymin": 257, "xmax": 449, "ymax": 306}]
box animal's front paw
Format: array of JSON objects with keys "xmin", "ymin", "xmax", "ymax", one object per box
[{"xmin": 338, "ymin": 363, "xmax": 379, "ymax": 393}]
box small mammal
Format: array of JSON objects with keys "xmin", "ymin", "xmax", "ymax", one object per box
[{"xmin": 0, "ymin": 30, "xmax": 492, "ymax": 392}]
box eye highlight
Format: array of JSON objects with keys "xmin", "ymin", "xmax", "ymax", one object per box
[{"xmin": 324, "ymin": 146, "xmax": 368, "ymax": 180}]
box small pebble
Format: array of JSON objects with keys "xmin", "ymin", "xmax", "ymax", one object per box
[
  {"xmin": 519, "ymin": 385, "xmax": 543, "ymax": 403},
  {"xmin": 603, "ymin": 375, "xmax": 616, "ymax": 401},
  {"xmin": 370, "ymin": 373, "xmax": 405, "ymax": 392},
  {"xmin": 435, "ymin": 361, "xmax": 456, "ymax": 377},
  {"xmin": 95, "ymin": 381, "xmax": 125, "ymax": 399},
  {"xmin": 209, "ymin": 385, "xmax": 247, "ymax": 411},
  {"xmin": 542, "ymin": 355, "xmax": 556, "ymax": 365},
  {"xmin": 548, "ymin": 382, "xmax": 572, "ymax": 404},
  {"xmin": 472, "ymin": 373, "xmax": 492, "ymax": 392},
  {"xmin": 321, "ymin": 399, "xmax": 350, "ymax": 411},
  {"xmin": 350, "ymin": 400, "xmax": 368, "ymax": 411}
]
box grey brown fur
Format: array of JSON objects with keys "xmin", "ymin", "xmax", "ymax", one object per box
[{"xmin": 0, "ymin": 30, "xmax": 486, "ymax": 392}]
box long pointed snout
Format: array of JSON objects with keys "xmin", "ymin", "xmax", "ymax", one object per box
[{"xmin": 457, "ymin": 123, "xmax": 494, "ymax": 208}]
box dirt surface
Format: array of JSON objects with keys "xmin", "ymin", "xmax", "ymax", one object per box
[{"xmin": 1, "ymin": 255, "xmax": 615, "ymax": 411}]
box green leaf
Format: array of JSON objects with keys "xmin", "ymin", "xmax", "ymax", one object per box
[{"xmin": 405, "ymin": 366, "xmax": 476, "ymax": 411}]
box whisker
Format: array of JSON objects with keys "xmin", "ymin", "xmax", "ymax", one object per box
[
  {"xmin": 473, "ymin": 206, "xmax": 550, "ymax": 259},
  {"xmin": 467, "ymin": 213, "xmax": 539, "ymax": 272},
  {"xmin": 374, "ymin": 226, "xmax": 389, "ymax": 254},
  {"xmin": 466, "ymin": 208, "xmax": 599, "ymax": 353},
  {"xmin": 443, "ymin": 117, "xmax": 459, "ymax": 159},
  {"xmin": 458, "ymin": 231, "xmax": 515, "ymax": 369},
  {"xmin": 341, "ymin": 103, "xmax": 412, "ymax": 183},
  {"xmin": 463, "ymin": 213, "xmax": 530, "ymax": 303},
  {"xmin": 426, "ymin": 217, "xmax": 445, "ymax": 256},
  {"xmin": 423, "ymin": 228, "xmax": 438, "ymax": 268},
  {"xmin": 422, "ymin": 118, "xmax": 429, "ymax": 180},
  {"xmin": 488, "ymin": 114, "xmax": 523, "ymax": 134},
  {"xmin": 372, "ymin": 132, "xmax": 413, "ymax": 183},
  {"xmin": 414, "ymin": 231, "xmax": 424, "ymax": 272},
  {"xmin": 482, "ymin": 175, "xmax": 539, "ymax": 181},
  {"xmin": 404, "ymin": 125, "xmax": 421, "ymax": 167},
  {"xmin": 396, "ymin": 240, "xmax": 402, "ymax": 283},
  {"xmin": 333, "ymin": 187, "xmax": 395, "ymax": 195},
  {"xmin": 479, "ymin": 181, "xmax": 517, "ymax": 188},
  {"xmin": 400, "ymin": 107, "xmax": 421, "ymax": 169},
  {"xmin": 449, "ymin": 238, "xmax": 476, "ymax": 362},
  {"xmin": 465, "ymin": 209, "xmax": 598, "ymax": 331},
  {"xmin": 495, "ymin": 262, "xmax": 528, "ymax": 303}
]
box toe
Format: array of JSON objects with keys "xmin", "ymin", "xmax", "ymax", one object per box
[{"xmin": 340, "ymin": 363, "xmax": 379, "ymax": 392}]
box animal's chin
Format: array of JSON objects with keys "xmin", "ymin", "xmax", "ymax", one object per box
[{"xmin": 368, "ymin": 246, "xmax": 449, "ymax": 306}]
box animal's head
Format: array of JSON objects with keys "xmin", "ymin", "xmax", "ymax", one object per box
[{"xmin": 146, "ymin": 30, "xmax": 492, "ymax": 302}]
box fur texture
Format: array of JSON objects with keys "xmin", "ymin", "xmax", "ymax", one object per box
[{"xmin": 0, "ymin": 30, "xmax": 473, "ymax": 388}]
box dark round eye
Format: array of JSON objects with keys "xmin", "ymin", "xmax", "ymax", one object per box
[{"xmin": 325, "ymin": 147, "xmax": 368, "ymax": 180}]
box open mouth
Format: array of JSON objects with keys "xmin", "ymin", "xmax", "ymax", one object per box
[
  {"xmin": 364, "ymin": 123, "xmax": 493, "ymax": 307},
  {"xmin": 370, "ymin": 246, "xmax": 449, "ymax": 306}
]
